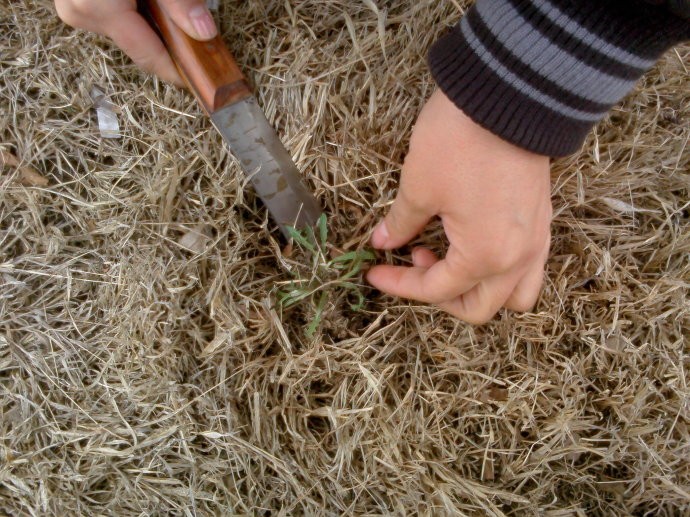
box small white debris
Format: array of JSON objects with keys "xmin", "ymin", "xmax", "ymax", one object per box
[
  {"xmin": 600, "ymin": 197, "xmax": 657, "ymax": 215},
  {"xmin": 178, "ymin": 224, "xmax": 213, "ymax": 253},
  {"xmin": 199, "ymin": 431, "xmax": 223, "ymax": 439},
  {"xmin": 206, "ymin": 0, "xmax": 219, "ymax": 10},
  {"xmin": 90, "ymin": 86, "xmax": 121, "ymax": 139}
]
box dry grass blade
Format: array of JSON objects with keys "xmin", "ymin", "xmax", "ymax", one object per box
[
  {"xmin": 1, "ymin": 0, "xmax": 688, "ymax": 515},
  {"xmin": 1, "ymin": 148, "xmax": 49, "ymax": 187}
]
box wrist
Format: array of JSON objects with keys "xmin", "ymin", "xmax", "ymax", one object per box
[{"xmin": 429, "ymin": 0, "xmax": 690, "ymax": 157}]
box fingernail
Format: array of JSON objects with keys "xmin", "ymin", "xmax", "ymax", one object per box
[
  {"xmin": 371, "ymin": 221, "xmax": 389, "ymax": 249},
  {"xmin": 189, "ymin": 6, "xmax": 217, "ymax": 40}
]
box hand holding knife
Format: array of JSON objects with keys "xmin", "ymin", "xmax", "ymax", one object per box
[{"xmin": 138, "ymin": 0, "xmax": 322, "ymax": 236}]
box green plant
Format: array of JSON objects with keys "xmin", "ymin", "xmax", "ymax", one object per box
[{"xmin": 276, "ymin": 214, "xmax": 375, "ymax": 337}]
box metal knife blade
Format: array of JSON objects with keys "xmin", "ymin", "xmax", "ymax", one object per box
[
  {"xmin": 210, "ymin": 97, "xmax": 322, "ymax": 235},
  {"xmin": 139, "ymin": 0, "xmax": 322, "ymax": 236}
]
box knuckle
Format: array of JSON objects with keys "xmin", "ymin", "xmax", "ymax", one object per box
[
  {"xmin": 386, "ymin": 190, "xmax": 425, "ymax": 233},
  {"xmin": 462, "ymin": 308, "xmax": 495, "ymax": 325},
  {"xmin": 54, "ymin": 1, "xmax": 80, "ymax": 25},
  {"xmin": 445, "ymin": 247, "xmax": 478, "ymax": 279},
  {"xmin": 422, "ymin": 285, "xmax": 450, "ymax": 305},
  {"xmin": 67, "ymin": 0, "xmax": 91, "ymax": 14},
  {"xmin": 445, "ymin": 294, "xmax": 495, "ymax": 325},
  {"xmin": 130, "ymin": 53, "xmax": 159, "ymax": 74},
  {"xmin": 511, "ymin": 284, "xmax": 544, "ymax": 314},
  {"xmin": 384, "ymin": 211, "xmax": 405, "ymax": 237},
  {"xmin": 466, "ymin": 243, "xmax": 522, "ymax": 276},
  {"xmin": 506, "ymin": 297, "xmax": 536, "ymax": 313},
  {"xmin": 474, "ymin": 226, "xmax": 547, "ymax": 275},
  {"xmin": 55, "ymin": 0, "xmax": 101, "ymax": 27},
  {"xmin": 397, "ymin": 186, "xmax": 428, "ymax": 215},
  {"xmin": 486, "ymin": 250, "xmax": 520, "ymax": 274}
]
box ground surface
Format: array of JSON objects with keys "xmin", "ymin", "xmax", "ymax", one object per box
[{"xmin": 1, "ymin": 1, "xmax": 689, "ymax": 515}]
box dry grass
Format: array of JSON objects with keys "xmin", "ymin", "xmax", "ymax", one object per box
[{"xmin": 1, "ymin": 0, "xmax": 689, "ymax": 515}]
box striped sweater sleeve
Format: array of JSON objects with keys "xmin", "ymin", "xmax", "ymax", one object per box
[{"xmin": 428, "ymin": 0, "xmax": 690, "ymax": 157}]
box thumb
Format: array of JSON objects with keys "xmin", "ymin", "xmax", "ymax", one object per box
[
  {"xmin": 161, "ymin": 0, "xmax": 217, "ymax": 40},
  {"xmin": 371, "ymin": 189, "xmax": 433, "ymax": 250}
]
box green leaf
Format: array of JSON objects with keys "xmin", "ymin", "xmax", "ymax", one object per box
[
  {"xmin": 328, "ymin": 251, "xmax": 360, "ymax": 265},
  {"xmin": 330, "ymin": 249, "xmax": 376, "ymax": 263},
  {"xmin": 317, "ymin": 214, "xmax": 328, "ymax": 249},
  {"xmin": 349, "ymin": 290, "xmax": 366, "ymax": 311},
  {"xmin": 286, "ymin": 226, "xmax": 316, "ymax": 253},
  {"xmin": 277, "ymin": 283, "xmax": 300, "ymax": 302},
  {"xmin": 305, "ymin": 290, "xmax": 328, "ymax": 337},
  {"xmin": 340, "ymin": 258, "xmax": 368, "ymax": 280},
  {"xmin": 328, "ymin": 249, "xmax": 376, "ymax": 267},
  {"xmin": 278, "ymin": 287, "xmax": 313, "ymax": 308},
  {"xmin": 304, "ymin": 225, "xmax": 318, "ymax": 251}
]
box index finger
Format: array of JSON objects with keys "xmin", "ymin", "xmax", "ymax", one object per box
[
  {"xmin": 366, "ymin": 247, "xmax": 478, "ymax": 304},
  {"xmin": 106, "ymin": 10, "xmax": 183, "ymax": 84}
]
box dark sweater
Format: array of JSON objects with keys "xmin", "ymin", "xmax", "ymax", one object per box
[{"xmin": 429, "ymin": 0, "xmax": 690, "ymax": 157}]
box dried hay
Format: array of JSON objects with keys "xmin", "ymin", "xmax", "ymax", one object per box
[{"xmin": 1, "ymin": 0, "xmax": 689, "ymax": 515}]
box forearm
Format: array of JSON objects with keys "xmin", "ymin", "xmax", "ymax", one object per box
[{"xmin": 429, "ymin": 0, "xmax": 690, "ymax": 157}]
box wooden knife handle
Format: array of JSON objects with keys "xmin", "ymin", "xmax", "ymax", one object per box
[{"xmin": 139, "ymin": 0, "xmax": 251, "ymax": 113}]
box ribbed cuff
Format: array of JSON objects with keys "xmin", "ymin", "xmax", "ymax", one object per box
[{"xmin": 429, "ymin": 0, "xmax": 690, "ymax": 157}]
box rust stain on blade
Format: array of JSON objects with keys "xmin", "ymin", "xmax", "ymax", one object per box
[{"xmin": 210, "ymin": 97, "xmax": 321, "ymax": 234}]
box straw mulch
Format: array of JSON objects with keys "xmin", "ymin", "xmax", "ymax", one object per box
[{"xmin": 1, "ymin": 1, "xmax": 688, "ymax": 515}]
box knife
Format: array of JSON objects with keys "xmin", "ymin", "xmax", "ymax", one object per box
[{"xmin": 139, "ymin": 0, "xmax": 322, "ymax": 235}]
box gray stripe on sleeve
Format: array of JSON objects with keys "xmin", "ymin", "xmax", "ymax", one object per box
[
  {"xmin": 476, "ymin": 0, "xmax": 638, "ymax": 105},
  {"xmin": 535, "ymin": 0, "xmax": 657, "ymax": 68},
  {"xmin": 459, "ymin": 17, "xmax": 604, "ymax": 122}
]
